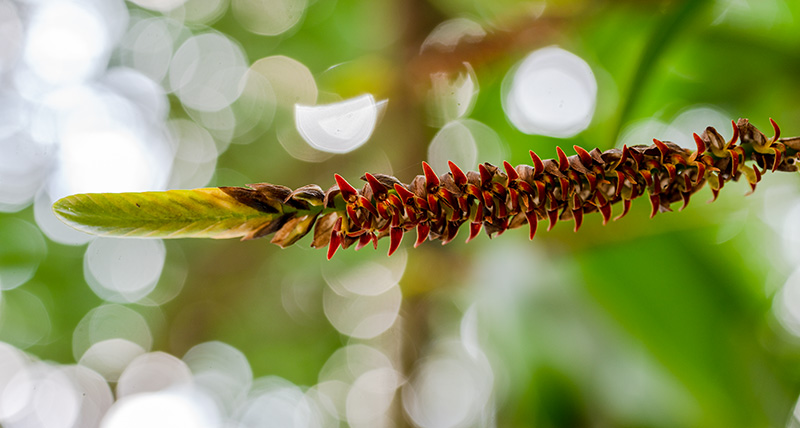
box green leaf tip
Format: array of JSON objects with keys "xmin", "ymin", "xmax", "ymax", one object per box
[{"xmin": 52, "ymin": 188, "xmax": 292, "ymax": 240}]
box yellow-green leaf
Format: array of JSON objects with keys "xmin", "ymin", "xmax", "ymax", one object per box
[{"xmin": 52, "ymin": 188, "xmax": 292, "ymax": 240}]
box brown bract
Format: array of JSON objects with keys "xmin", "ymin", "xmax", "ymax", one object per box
[{"xmin": 221, "ymin": 118, "xmax": 798, "ymax": 258}]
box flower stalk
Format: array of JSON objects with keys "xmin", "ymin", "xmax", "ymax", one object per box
[{"xmin": 52, "ymin": 118, "xmax": 800, "ymax": 258}]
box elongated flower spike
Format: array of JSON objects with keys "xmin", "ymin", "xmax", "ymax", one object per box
[{"xmin": 53, "ymin": 118, "xmax": 800, "ymax": 258}]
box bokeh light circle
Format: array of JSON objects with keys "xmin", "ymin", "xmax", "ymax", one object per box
[
  {"xmin": 79, "ymin": 338, "xmax": 147, "ymax": 383},
  {"xmin": 426, "ymin": 64, "xmax": 479, "ymax": 126},
  {"xmin": 42, "ymin": 84, "xmax": 173, "ymax": 200},
  {"xmin": 232, "ymin": 0, "xmax": 308, "ymax": 36},
  {"xmin": 0, "ymin": 132, "xmax": 50, "ymax": 212},
  {"xmin": 402, "ymin": 340, "xmax": 494, "ymax": 428},
  {"xmin": 102, "ymin": 67, "xmax": 169, "ymax": 124},
  {"xmin": 277, "ymin": 122, "xmax": 334, "ymax": 163},
  {"xmin": 323, "ymin": 250, "xmax": 407, "ymax": 297},
  {"xmin": 84, "ymin": 238, "xmax": 167, "ymax": 303},
  {"xmin": 669, "ymin": 106, "xmax": 732, "ymax": 149},
  {"xmin": 0, "ymin": 342, "xmax": 30, "ymax": 421},
  {"xmin": 181, "ymin": 0, "xmax": 230, "ymax": 26},
  {"xmin": 421, "ymin": 17, "xmax": 486, "ymax": 53},
  {"xmin": 317, "ymin": 344, "xmax": 395, "ymax": 420},
  {"xmin": 617, "ymin": 119, "xmax": 681, "ymax": 149},
  {"xmin": 184, "ymin": 105, "xmax": 237, "ymax": 152},
  {"xmin": 346, "ymin": 367, "xmax": 402, "ymax": 426},
  {"xmin": 236, "ymin": 377, "xmax": 321, "ymax": 428},
  {"xmin": 101, "ymin": 388, "xmax": 221, "ymax": 428},
  {"xmin": 63, "ymin": 364, "xmax": 115, "ymax": 428},
  {"xmin": 776, "ymin": 265, "xmax": 800, "ymax": 338},
  {"xmin": 503, "ymin": 46, "xmax": 597, "ymax": 138},
  {"xmin": 0, "ymin": 288, "xmax": 52, "ymax": 349},
  {"xmin": 183, "ymin": 341, "xmax": 253, "ymax": 413},
  {"xmin": 428, "ymin": 119, "xmax": 506, "ymax": 173},
  {"xmin": 249, "ymin": 55, "xmax": 317, "ymax": 108},
  {"xmin": 323, "ymin": 281, "xmax": 402, "ymax": 339},
  {"xmin": 73, "ymin": 304, "xmax": 152, "ymax": 364},
  {"xmin": 0, "ymin": 218, "xmax": 47, "ymax": 290},
  {"xmin": 0, "ymin": 89, "xmax": 27, "ymax": 140},
  {"xmin": 0, "ymin": 362, "xmax": 83, "ymax": 428},
  {"xmin": 428, "ymin": 120, "xmax": 478, "ymax": 174},
  {"xmin": 22, "ymin": 1, "xmax": 114, "ymax": 85},
  {"xmin": 0, "ymin": 0, "xmax": 22, "ymax": 74},
  {"xmin": 227, "ymin": 67, "xmax": 277, "ymax": 144},
  {"xmin": 129, "ymin": 0, "xmax": 187, "ymax": 13},
  {"xmin": 167, "ymin": 118, "xmax": 218, "ymax": 189},
  {"xmin": 118, "ymin": 16, "xmax": 179, "ymax": 84},
  {"xmin": 295, "ymin": 94, "xmax": 384, "ymax": 154},
  {"xmin": 169, "ymin": 32, "xmax": 249, "ymax": 113},
  {"xmin": 116, "ymin": 352, "xmax": 193, "ymax": 398}
]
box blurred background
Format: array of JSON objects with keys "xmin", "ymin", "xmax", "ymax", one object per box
[{"xmin": 1, "ymin": 0, "xmax": 800, "ymax": 426}]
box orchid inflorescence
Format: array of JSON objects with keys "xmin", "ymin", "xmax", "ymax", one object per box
[{"xmin": 53, "ymin": 118, "xmax": 799, "ymax": 258}]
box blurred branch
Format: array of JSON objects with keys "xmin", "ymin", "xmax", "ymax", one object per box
[{"xmin": 406, "ymin": 14, "xmax": 568, "ymax": 97}]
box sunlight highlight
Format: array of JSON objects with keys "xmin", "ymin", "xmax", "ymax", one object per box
[{"xmin": 503, "ymin": 46, "xmax": 597, "ymax": 138}]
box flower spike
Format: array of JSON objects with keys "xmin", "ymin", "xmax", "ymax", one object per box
[{"xmin": 52, "ymin": 117, "xmax": 799, "ymax": 258}]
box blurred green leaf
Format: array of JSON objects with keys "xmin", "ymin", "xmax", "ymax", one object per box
[
  {"xmin": 577, "ymin": 231, "xmax": 792, "ymax": 427},
  {"xmin": 611, "ymin": 0, "xmax": 711, "ymax": 140}
]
